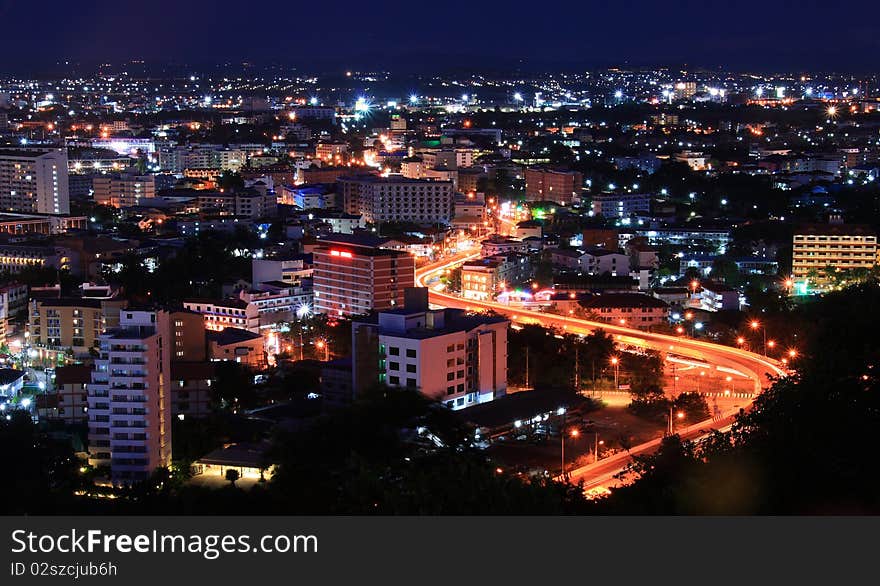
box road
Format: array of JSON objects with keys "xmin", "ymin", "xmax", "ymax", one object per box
[
  {"xmin": 415, "ymin": 253, "xmax": 787, "ymax": 393},
  {"xmin": 415, "ymin": 251, "xmax": 787, "ymax": 489},
  {"xmin": 566, "ymin": 411, "xmax": 738, "ymax": 489}
]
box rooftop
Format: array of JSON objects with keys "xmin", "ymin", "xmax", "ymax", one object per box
[
  {"xmin": 206, "ymin": 327, "xmax": 262, "ymax": 346},
  {"xmin": 581, "ymin": 293, "xmax": 669, "ymax": 309}
]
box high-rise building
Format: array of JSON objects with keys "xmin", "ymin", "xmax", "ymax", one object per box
[
  {"xmin": 312, "ymin": 235, "xmax": 415, "ymax": 316},
  {"xmin": 338, "ymin": 175, "xmax": 454, "ymax": 224},
  {"xmin": 524, "ymin": 168, "xmax": 583, "ymax": 205},
  {"xmin": 0, "ymin": 148, "xmax": 70, "ymax": 214},
  {"xmin": 792, "ymin": 224, "xmax": 878, "ymax": 292},
  {"xmin": 352, "ymin": 288, "xmax": 508, "ymax": 409},
  {"xmin": 88, "ymin": 310, "xmax": 172, "ymax": 485},
  {"xmin": 92, "ymin": 169, "xmax": 156, "ymax": 208}
]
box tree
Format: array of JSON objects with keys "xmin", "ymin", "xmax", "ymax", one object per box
[
  {"xmin": 672, "ymin": 392, "xmax": 710, "ymax": 422},
  {"xmin": 218, "ymin": 171, "xmax": 245, "ymax": 191},
  {"xmin": 225, "ymin": 469, "xmax": 240, "ymax": 486},
  {"xmin": 212, "ymin": 361, "xmax": 255, "ymax": 411},
  {"xmin": 581, "ymin": 329, "xmax": 615, "ymax": 383}
]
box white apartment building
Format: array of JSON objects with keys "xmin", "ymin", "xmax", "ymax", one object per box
[
  {"xmin": 338, "ymin": 175, "xmax": 454, "ymax": 224},
  {"xmin": 353, "ymin": 290, "xmax": 509, "ymax": 410},
  {"xmin": 0, "ymin": 148, "xmax": 70, "ymax": 214},
  {"xmin": 183, "ymin": 298, "xmax": 260, "ymax": 333},
  {"xmin": 88, "ymin": 310, "xmax": 172, "ymax": 485},
  {"xmin": 239, "ymin": 283, "xmax": 313, "ymax": 320}
]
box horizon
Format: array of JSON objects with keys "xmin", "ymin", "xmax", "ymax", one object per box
[{"xmin": 2, "ymin": 0, "xmax": 879, "ymax": 75}]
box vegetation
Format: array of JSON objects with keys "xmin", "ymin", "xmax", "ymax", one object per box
[{"xmin": 599, "ymin": 283, "xmax": 880, "ymax": 513}]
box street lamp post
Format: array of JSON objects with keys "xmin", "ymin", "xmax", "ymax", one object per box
[
  {"xmin": 594, "ymin": 432, "xmax": 604, "ymax": 463},
  {"xmin": 316, "ymin": 339, "xmax": 329, "ymax": 361},
  {"xmin": 561, "ymin": 417, "xmax": 578, "ymax": 479},
  {"xmin": 610, "ymin": 356, "xmax": 620, "ymax": 390},
  {"xmin": 667, "ymin": 408, "xmax": 685, "ymax": 436},
  {"xmin": 750, "ymin": 320, "xmax": 767, "ymax": 356}
]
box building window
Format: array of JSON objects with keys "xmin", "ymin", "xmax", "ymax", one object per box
[
  {"xmin": 447, "ymin": 372, "xmax": 455, "ymax": 381},
  {"xmin": 406, "ymin": 364, "xmax": 416, "ymax": 373},
  {"xmin": 389, "ymin": 375, "xmax": 400, "ymax": 385},
  {"xmin": 406, "ymin": 349, "xmax": 417, "ymax": 358},
  {"xmin": 388, "ymin": 346, "xmax": 400, "ymax": 356},
  {"xmin": 389, "ymin": 361, "xmax": 400, "ymax": 371},
  {"xmin": 447, "ymin": 386, "xmax": 455, "ymax": 395},
  {"xmin": 406, "ymin": 378, "xmax": 417, "ymax": 388}
]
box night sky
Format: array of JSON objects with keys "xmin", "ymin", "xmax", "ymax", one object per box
[{"xmin": 2, "ymin": 0, "xmax": 878, "ymax": 73}]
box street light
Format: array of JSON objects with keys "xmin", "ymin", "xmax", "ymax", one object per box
[
  {"xmin": 610, "ymin": 356, "xmax": 620, "ymax": 389},
  {"xmin": 562, "ymin": 427, "xmax": 579, "ymax": 478},
  {"xmin": 315, "ymin": 339, "xmax": 329, "ymax": 361},
  {"xmin": 667, "ymin": 409, "xmax": 685, "ymax": 436},
  {"xmin": 594, "ymin": 433, "xmax": 604, "ymax": 463},
  {"xmin": 750, "ymin": 320, "xmax": 767, "ymax": 355}
]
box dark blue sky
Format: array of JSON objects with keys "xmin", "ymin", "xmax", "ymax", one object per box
[{"xmin": 2, "ymin": 0, "xmax": 878, "ymax": 73}]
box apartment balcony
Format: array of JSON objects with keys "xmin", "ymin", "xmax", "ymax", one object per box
[{"xmin": 110, "ymin": 358, "xmax": 146, "ymax": 365}]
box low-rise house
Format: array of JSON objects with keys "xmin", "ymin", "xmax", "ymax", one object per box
[{"xmin": 207, "ymin": 327, "xmax": 267, "ymax": 369}]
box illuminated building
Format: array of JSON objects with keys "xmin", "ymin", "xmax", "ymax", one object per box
[
  {"xmin": 195, "ymin": 190, "xmax": 278, "ymax": 219},
  {"xmin": 524, "ymin": 168, "xmax": 583, "ymax": 205},
  {"xmin": 338, "ymin": 175, "xmax": 454, "ymax": 224},
  {"xmin": 183, "ymin": 299, "xmax": 260, "ymax": 333},
  {"xmin": 461, "ymin": 259, "xmax": 502, "ymax": 301},
  {"xmin": 90, "ymin": 137, "xmax": 156, "ymax": 157},
  {"xmin": 28, "ymin": 297, "xmax": 128, "ymax": 358},
  {"xmin": 0, "ymin": 243, "xmax": 73, "ymax": 274},
  {"xmin": 252, "ymin": 254, "xmax": 313, "ymax": 288},
  {"xmin": 591, "ymin": 192, "xmax": 651, "ymax": 218},
  {"xmin": 352, "ymin": 288, "xmax": 508, "ymax": 410},
  {"xmin": 462, "ymin": 253, "xmax": 532, "ymax": 301},
  {"xmin": 315, "ymin": 142, "xmax": 349, "ymax": 161},
  {"xmin": 792, "ymin": 224, "xmax": 878, "ymax": 292},
  {"xmin": 238, "ymin": 282, "xmax": 313, "ymax": 321},
  {"xmin": 312, "ymin": 237, "xmax": 415, "ymax": 316},
  {"xmin": 88, "ymin": 310, "xmax": 172, "ymax": 485},
  {"xmin": 92, "ymin": 169, "xmax": 156, "ymax": 208},
  {"xmin": 580, "ymin": 294, "xmax": 669, "ymax": 330},
  {"xmin": 699, "ymin": 282, "xmax": 741, "ymax": 312},
  {"xmin": 400, "ymin": 156, "xmax": 425, "ymax": 179},
  {"xmin": 673, "ymin": 151, "xmax": 707, "ymax": 171},
  {"xmin": 0, "ymin": 148, "xmax": 70, "ymax": 214},
  {"xmin": 206, "ymin": 327, "xmax": 267, "ymax": 369},
  {"xmin": 36, "ymin": 364, "xmax": 91, "ymax": 424},
  {"xmin": 296, "ymin": 165, "xmax": 351, "ymax": 185},
  {"xmin": 0, "ymin": 213, "xmax": 87, "ymax": 235}
]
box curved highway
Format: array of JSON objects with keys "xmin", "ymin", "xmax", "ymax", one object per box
[
  {"xmin": 416, "ymin": 252, "xmax": 787, "ymax": 393},
  {"xmin": 416, "ymin": 251, "xmax": 788, "ymax": 488}
]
